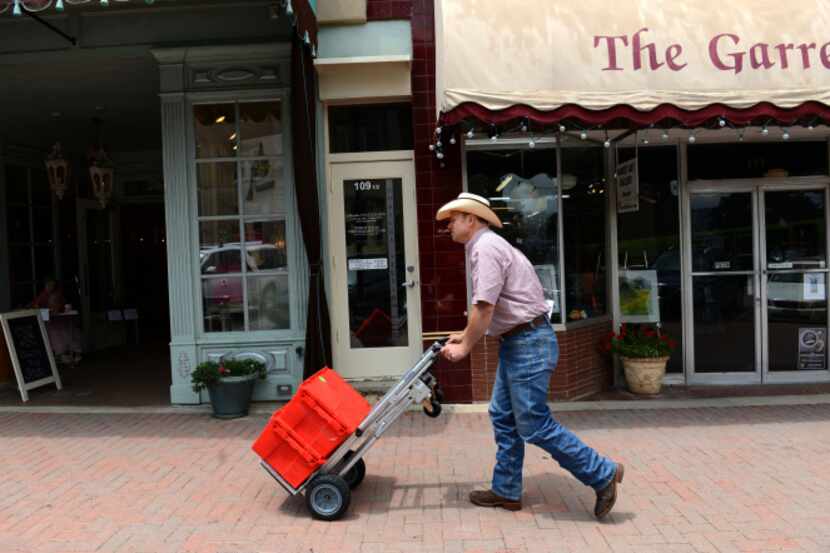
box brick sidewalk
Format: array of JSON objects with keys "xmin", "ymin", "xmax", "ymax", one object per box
[{"xmin": 1, "ymin": 405, "xmax": 829, "ymax": 553}]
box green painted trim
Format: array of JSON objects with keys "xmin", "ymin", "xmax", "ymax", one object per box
[{"xmin": 318, "ymin": 21, "xmax": 411, "ymax": 59}]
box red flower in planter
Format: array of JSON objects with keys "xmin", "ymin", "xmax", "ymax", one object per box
[{"xmin": 601, "ymin": 323, "xmax": 677, "ymax": 359}]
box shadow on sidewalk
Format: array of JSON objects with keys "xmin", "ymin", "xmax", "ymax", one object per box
[{"xmin": 272, "ymin": 472, "xmax": 636, "ymax": 524}]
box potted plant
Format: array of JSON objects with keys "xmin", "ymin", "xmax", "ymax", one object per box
[
  {"xmin": 602, "ymin": 324, "xmax": 678, "ymax": 395},
  {"xmin": 191, "ymin": 358, "xmax": 267, "ymax": 419}
]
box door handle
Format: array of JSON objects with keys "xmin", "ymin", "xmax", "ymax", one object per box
[{"xmin": 401, "ymin": 280, "xmax": 417, "ymax": 288}]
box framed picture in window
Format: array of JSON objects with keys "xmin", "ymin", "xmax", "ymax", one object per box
[{"xmin": 619, "ymin": 269, "xmax": 660, "ymax": 323}]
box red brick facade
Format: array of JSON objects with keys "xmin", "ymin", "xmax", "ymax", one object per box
[
  {"xmin": 370, "ymin": 0, "xmax": 614, "ymax": 402},
  {"xmin": 471, "ymin": 321, "xmax": 614, "ymax": 401}
]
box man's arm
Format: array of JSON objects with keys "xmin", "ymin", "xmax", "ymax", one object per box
[{"xmin": 442, "ymin": 301, "xmax": 495, "ymax": 362}]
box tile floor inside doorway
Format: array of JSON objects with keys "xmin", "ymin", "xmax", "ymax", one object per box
[{"xmin": 0, "ymin": 341, "xmax": 172, "ymax": 407}]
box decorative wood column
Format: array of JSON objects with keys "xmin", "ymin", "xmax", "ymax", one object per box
[{"xmin": 160, "ymin": 90, "xmax": 200, "ymax": 404}]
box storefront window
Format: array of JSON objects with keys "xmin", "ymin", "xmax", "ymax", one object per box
[
  {"xmin": 561, "ymin": 147, "xmax": 607, "ymax": 321},
  {"xmin": 5, "ymin": 165, "xmax": 54, "ymax": 309},
  {"xmin": 465, "ymin": 144, "xmax": 562, "ymax": 323},
  {"xmin": 616, "ymin": 146, "xmax": 683, "ymax": 373},
  {"xmin": 688, "ymin": 142, "xmax": 828, "ymax": 180},
  {"xmin": 194, "ymin": 100, "xmax": 290, "ymax": 333},
  {"xmin": 329, "ymin": 103, "xmax": 413, "ymax": 153}
]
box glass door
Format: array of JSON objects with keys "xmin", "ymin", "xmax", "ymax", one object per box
[
  {"xmin": 761, "ymin": 186, "xmax": 830, "ymax": 381},
  {"xmin": 685, "ymin": 179, "xmax": 830, "ymax": 384},
  {"xmin": 328, "ymin": 160, "xmax": 422, "ymax": 379},
  {"xmin": 686, "ymin": 186, "xmax": 761, "ymax": 383}
]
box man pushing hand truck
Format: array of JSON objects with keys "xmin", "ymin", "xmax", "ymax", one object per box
[{"xmin": 436, "ymin": 192, "xmax": 624, "ymax": 520}]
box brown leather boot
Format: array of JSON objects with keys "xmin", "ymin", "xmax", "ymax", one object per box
[
  {"xmin": 594, "ymin": 463, "xmax": 625, "ymax": 520},
  {"xmin": 469, "ymin": 489, "xmax": 522, "ymax": 511}
]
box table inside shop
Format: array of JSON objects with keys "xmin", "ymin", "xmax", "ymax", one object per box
[{"xmin": 44, "ymin": 310, "xmax": 82, "ymax": 366}]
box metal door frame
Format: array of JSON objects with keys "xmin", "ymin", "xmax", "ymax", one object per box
[{"xmin": 683, "ymin": 176, "xmax": 830, "ymax": 384}]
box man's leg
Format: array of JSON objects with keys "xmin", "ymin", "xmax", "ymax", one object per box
[
  {"xmin": 487, "ymin": 359, "xmax": 525, "ymax": 501},
  {"xmin": 506, "ymin": 328, "xmax": 616, "ymax": 490}
]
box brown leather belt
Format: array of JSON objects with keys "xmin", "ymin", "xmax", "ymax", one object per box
[{"xmin": 500, "ymin": 314, "xmax": 549, "ymax": 340}]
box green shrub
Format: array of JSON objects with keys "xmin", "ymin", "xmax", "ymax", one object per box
[{"xmin": 191, "ymin": 358, "xmax": 266, "ymax": 392}]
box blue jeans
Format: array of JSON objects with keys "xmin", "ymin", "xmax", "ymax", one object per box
[{"xmin": 489, "ymin": 323, "xmax": 615, "ymax": 500}]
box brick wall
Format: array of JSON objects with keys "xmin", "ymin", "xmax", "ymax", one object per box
[
  {"xmin": 366, "ymin": 1, "xmax": 612, "ymax": 404},
  {"xmin": 471, "ymin": 320, "xmax": 615, "ymax": 402},
  {"xmin": 367, "ymin": 0, "xmax": 412, "ymax": 19}
]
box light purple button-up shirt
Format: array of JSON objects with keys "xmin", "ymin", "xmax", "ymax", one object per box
[{"xmin": 466, "ymin": 227, "xmax": 549, "ymax": 336}]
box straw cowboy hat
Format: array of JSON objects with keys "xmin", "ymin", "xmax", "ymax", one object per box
[{"xmin": 436, "ymin": 192, "xmax": 503, "ymax": 228}]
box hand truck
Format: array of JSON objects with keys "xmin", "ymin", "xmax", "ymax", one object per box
[{"xmin": 259, "ymin": 338, "xmax": 447, "ymax": 521}]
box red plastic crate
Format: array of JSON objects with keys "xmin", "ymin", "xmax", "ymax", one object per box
[{"xmin": 252, "ymin": 367, "xmax": 372, "ymax": 488}]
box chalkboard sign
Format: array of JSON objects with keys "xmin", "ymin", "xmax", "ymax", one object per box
[{"xmin": 0, "ymin": 310, "xmax": 62, "ymax": 402}]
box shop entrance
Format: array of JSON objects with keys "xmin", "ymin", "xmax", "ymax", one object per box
[
  {"xmin": 327, "ymin": 158, "xmax": 422, "ymax": 379},
  {"xmin": 0, "ymin": 45, "xmax": 171, "ymax": 405},
  {"xmin": 684, "ymin": 177, "xmax": 830, "ymax": 383}
]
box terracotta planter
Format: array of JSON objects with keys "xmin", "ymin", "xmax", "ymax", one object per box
[{"xmin": 622, "ymin": 356, "xmax": 668, "ymax": 395}]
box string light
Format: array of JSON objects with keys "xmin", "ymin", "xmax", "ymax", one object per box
[
  {"xmin": 520, "ymin": 118, "xmax": 529, "ymax": 133},
  {"xmin": 466, "ymin": 128, "xmax": 475, "ymax": 139},
  {"xmin": 579, "ymin": 131, "xmax": 588, "ymax": 140},
  {"xmin": 782, "ymin": 128, "xmax": 790, "ymax": 140},
  {"xmin": 449, "ymin": 136, "xmax": 457, "ymax": 145},
  {"xmin": 528, "ymin": 136, "xmax": 536, "ymax": 149},
  {"xmin": 661, "ymin": 131, "xmax": 669, "ymax": 141},
  {"xmin": 603, "ymin": 130, "xmax": 610, "ymax": 148},
  {"xmin": 488, "ymin": 124, "xmax": 499, "ymax": 142},
  {"xmin": 738, "ymin": 130, "xmax": 745, "ymax": 142},
  {"xmin": 718, "ymin": 117, "xmax": 727, "ymax": 127},
  {"xmin": 436, "ymin": 152, "xmax": 444, "ymax": 159},
  {"xmin": 688, "ymin": 132, "xmax": 696, "ymax": 143},
  {"xmin": 558, "ymin": 124, "xmax": 566, "ymax": 132},
  {"xmin": 428, "ymin": 144, "xmax": 435, "ymax": 151},
  {"xmin": 761, "ymin": 126, "xmax": 769, "ymax": 136}
]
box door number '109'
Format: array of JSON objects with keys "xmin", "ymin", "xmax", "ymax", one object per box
[{"xmin": 353, "ymin": 181, "xmax": 380, "ymax": 192}]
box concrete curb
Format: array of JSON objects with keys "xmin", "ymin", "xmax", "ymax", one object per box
[{"xmin": 1, "ymin": 393, "xmax": 829, "ymax": 415}]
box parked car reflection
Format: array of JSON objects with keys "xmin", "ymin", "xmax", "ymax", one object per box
[{"xmin": 200, "ymin": 243, "xmax": 289, "ymax": 330}]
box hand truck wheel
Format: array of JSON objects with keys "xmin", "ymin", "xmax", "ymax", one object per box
[
  {"xmin": 423, "ymin": 399, "xmax": 442, "ymax": 418},
  {"xmin": 340, "ymin": 451, "xmax": 366, "ymax": 489},
  {"xmin": 305, "ymin": 474, "xmax": 351, "ymax": 521}
]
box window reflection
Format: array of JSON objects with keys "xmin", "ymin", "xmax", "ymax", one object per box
[
  {"xmin": 561, "ymin": 147, "xmax": 607, "ymax": 321},
  {"xmin": 241, "ymin": 159, "xmax": 284, "ymax": 216},
  {"xmin": 765, "ymin": 191, "xmax": 826, "ymax": 269},
  {"xmin": 617, "ymin": 147, "xmax": 683, "ymax": 373},
  {"xmin": 466, "ymin": 147, "xmax": 561, "ymax": 323},
  {"xmin": 247, "ymin": 274, "xmax": 290, "ymax": 330},
  {"xmin": 194, "ymin": 104, "xmax": 236, "ymax": 159},
  {"xmin": 239, "ymin": 102, "xmax": 282, "ymax": 157},
  {"xmin": 197, "ymin": 162, "xmax": 239, "ymax": 217},
  {"xmin": 244, "ymin": 221, "xmax": 287, "ymax": 271},
  {"xmin": 199, "ymin": 221, "xmax": 241, "ymax": 275},
  {"xmin": 202, "ymin": 276, "xmax": 244, "ymax": 332},
  {"xmin": 690, "ymin": 193, "xmax": 754, "ymax": 272}
]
